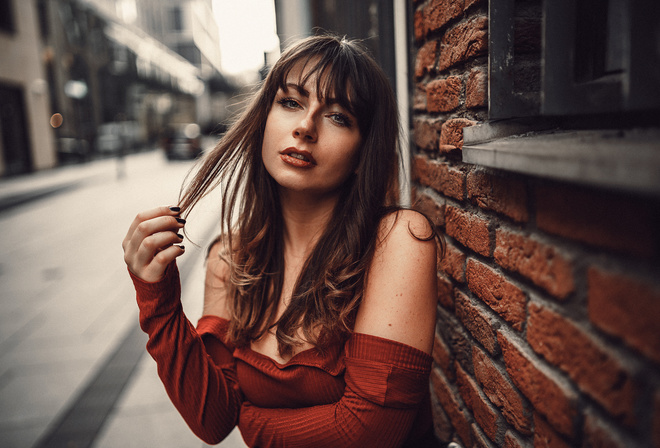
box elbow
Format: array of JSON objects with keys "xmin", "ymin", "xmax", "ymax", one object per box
[
  {"xmin": 188, "ymin": 422, "xmax": 232, "ymax": 445},
  {"xmin": 183, "ymin": 407, "xmax": 238, "ymax": 445}
]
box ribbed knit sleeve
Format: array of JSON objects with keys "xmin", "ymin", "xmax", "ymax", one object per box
[
  {"xmin": 130, "ymin": 263, "xmax": 243, "ymax": 444},
  {"xmin": 237, "ymin": 332, "xmax": 433, "ymax": 448}
]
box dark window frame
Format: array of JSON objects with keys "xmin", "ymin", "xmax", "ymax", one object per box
[
  {"xmin": 489, "ymin": 0, "xmax": 660, "ymax": 119},
  {"xmin": 0, "ymin": 0, "xmax": 16, "ymax": 34},
  {"xmin": 464, "ymin": 0, "xmax": 660, "ymax": 196}
]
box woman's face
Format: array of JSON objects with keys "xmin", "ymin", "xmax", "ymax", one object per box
[{"xmin": 261, "ymin": 62, "xmax": 362, "ymax": 199}]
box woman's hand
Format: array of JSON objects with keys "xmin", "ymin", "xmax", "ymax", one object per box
[{"xmin": 122, "ymin": 206, "xmax": 186, "ymax": 282}]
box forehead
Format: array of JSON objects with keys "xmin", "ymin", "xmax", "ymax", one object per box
[{"xmin": 278, "ymin": 58, "xmax": 343, "ymax": 103}]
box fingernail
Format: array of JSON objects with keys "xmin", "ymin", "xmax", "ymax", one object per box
[
  {"xmin": 177, "ymin": 233, "xmax": 184, "ymax": 239},
  {"xmin": 179, "ymin": 245, "xmax": 185, "ymax": 251},
  {"xmin": 169, "ymin": 206, "xmax": 181, "ymax": 212},
  {"xmin": 176, "ymin": 218, "xmax": 186, "ymax": 224}
]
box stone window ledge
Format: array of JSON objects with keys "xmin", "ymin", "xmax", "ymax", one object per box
[{"xmin": 462, "ymin": 122, "xmax": 660, "ymax": 196}]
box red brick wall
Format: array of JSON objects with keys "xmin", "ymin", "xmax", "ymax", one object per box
[{"xmin": 411, "ymin": 1, "xmax": 660, "ymax": 447}]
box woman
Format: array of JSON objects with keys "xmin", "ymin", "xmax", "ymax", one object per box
[{"xmin": 122, "ymin": 35, "xmax": 441, "ymax": 447}]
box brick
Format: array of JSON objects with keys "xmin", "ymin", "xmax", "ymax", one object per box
[
  {"xmin": 415, "ymin": 40, "xmax": 438, "ymax": 78},
  {"xmin": 412, "ymin": 155, "xmax": 465, "ymax": 200},
  {"xmin": 427, "ymin": 76, "xmax": 462, "ymax": 113},
  {"xmin": 413, "ymin": 83, "xmax": 427, "ymax": 111},
  {"xmin": 465, "ymin": 0, "xmax": 484, "ymax": 11},
  {"xmin": 471, "ymin": 423, "xmax": 496, "ymax": 448},
  {"xmin": 527, "ymin": 302, "xmax": 637, "ymax": 427},
  {"xmin": 438, "ymin": 16, "xmax": 488, "ymax": 71},
  {"xmin": 413, "ymin": 191, "xmax": 445, "ymax": 228},
  {"xmin": 439, "ymin": 308, "xmax": 474, "ymax": 374},
  {"xmin": 467, "ymin": 169, "xmax": 528, "ymax": 223},
  {"xmin": 440, "ymin": 118, "xmax": 476, "ymax": 149},
  {"xmin": 456, "ymin": 363, "xmax": 502, "ymax": 443},
  {"xmin": 466, "ymin": 259, "xmax": 526, "ymax": 331},
  {"xmin": 423, "ymin": 0, "xmax": 464, "ymax": 35},
  {"xmin": 437, "ymin": 274, "xmax": 454, "ymax": 309},
  {"xmin": 430, "ymin": 390, "xmax": 454, "ymax": 443},
  {"xmin": 413, "ymin": 8, "xmax": 425, "ymax": 42},
  {"xmin": 456, "ymin": 291, "xmax": 498, "ymax": 355},
  {"xmin": 439, "ymin": 144, "xmax": 459, "ymax": 154},
  {"xmin": 583, "ymin": 411, "xmax": 629, "ymax": 448},
  {"xmin": 533, "ymin": 414, "xmax": 571, "ymax": 448},
  {"xmin": 536, "ymin": 184, "xmax": 658, "ymax": 258},
  {"xmin": 412, "ymin": 117, "xmax": 441, "ymax": 151},
  {"xmin": 466, "ymin": 68, "xmax": 488, "ymax": 108},
  {"xmin": 473, "ymin": 346, "xmax": 532, "ymax": 435},
  {"xmin": 588, "ymin": 267, "xmax": 660, "ymax": 365},
  {"xmin": 433, "ymin": 331, "xmax": 454, "ymax": 380},
  {"xmin": 446, "ymin": 206, "xmax": 490, "ymax": 256},
  {"xmin": 504, "ymin": 431, "xmax": 530, "ymax": 448},
  {"xmin": 498, "ymin": 331, "xmax": 578, "ymax": 438},
  {"xmin": 440, "ymin": 241, "xmax": 466, "ymax": 283},
  {"xmin": 431, "ymin": 368, "xmax": 472, "ymax": 447},
  {"xmin": 494, "ymin": 229, "xmax": 575, "ymax": 300}
]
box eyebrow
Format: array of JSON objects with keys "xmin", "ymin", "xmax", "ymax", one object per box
[
  {"xmin": 285, "ymin": 83, "xmax": 309, "ymax": 98},
  {"xmin": 283, "ymin": 82, "xmax": 340, "ymax": 106}
]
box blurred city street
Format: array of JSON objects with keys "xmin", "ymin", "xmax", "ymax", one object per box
[{"xmin": 0, "ymin": 147, "xmax": 247, "ymax": 447}]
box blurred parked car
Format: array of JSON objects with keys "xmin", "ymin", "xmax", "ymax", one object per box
[
  {"xmin": 95, "ymin": 121, "xmax": 141, "ymax": 155},
  {"xmin": 162, "ymin": 123, "xmax": 202, "ymax": 160},
  {"xmin": 57, "ymin": 137, "xmax": 90, "ymax": 163},
  {"xmin": 95, "ymin": 123, "xmax": 122, "ymax": 154}
]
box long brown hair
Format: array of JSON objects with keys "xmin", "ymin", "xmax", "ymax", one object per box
[{"xmin": 179, "ymin": 34, "xmax": 412, "ymax": 355}]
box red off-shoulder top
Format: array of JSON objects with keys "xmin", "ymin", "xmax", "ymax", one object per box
[{"xmin": 131, "ymin": 263, "xmax": 437, "ymax": 447}]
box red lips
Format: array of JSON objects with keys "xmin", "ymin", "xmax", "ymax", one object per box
[{"xmin": 280, "ymin": 147, "xmax": 316, "ymax": 168}]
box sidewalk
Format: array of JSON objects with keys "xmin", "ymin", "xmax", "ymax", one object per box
[
  {"xmin": 0, "ymin": 155, "xmax": 120, "ymax": 213},
  {"xmin": 0, "ymin": 149, "xmax": 246, "ymax": 447}
]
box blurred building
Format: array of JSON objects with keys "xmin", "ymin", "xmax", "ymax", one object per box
[
  {"xmin": 128, "ymin": 0, "xmax": 230, "ymax": 132},
  {"xmin": 133, "ymin": 0, "xmax": 222, "ymax": 78},
  {"xmin": 0, "ymin": 0, "xmax": 236, "ymax": 177},
  {"xmin": 0, "ymin": 0, "xmax": 57, "ymax": 176},
  {"xmin": 35, "ymin": 0, "xmax": 210, "ymax": 163}
]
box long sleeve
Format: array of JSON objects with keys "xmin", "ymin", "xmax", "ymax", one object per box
[
  {"xmin": 238, "ymin": 333, "xmax": 433, "ymax": 448},
  {"xmin": 130, "ymin": 262, "xmax": 243, "ymax": 444}
]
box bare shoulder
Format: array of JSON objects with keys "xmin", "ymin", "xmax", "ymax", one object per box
[
  {"xmin": 203, "ymin": 235, "xmax": 232, "ymax": 319},
  {"xmin": 354, "ymin": 210, "xmax": 438, "ymax": 353},
  {"xmin": 377, "ymin": 209, "xmax": 436, "ymax": 249}
]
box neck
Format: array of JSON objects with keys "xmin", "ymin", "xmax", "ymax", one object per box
[{"xmin": 279, "ymin": 189, "xmax": 338, "ymax": 260}]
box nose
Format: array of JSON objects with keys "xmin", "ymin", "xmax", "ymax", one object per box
[{"xmin": 293, "ymin": 112, "xmax": 317, "ymax": 142}]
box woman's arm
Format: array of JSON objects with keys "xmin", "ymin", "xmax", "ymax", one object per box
[
  {"xmin": 123, "ymin": 209, "xmax": 243, "ymax": 444},
  {"xmin": 354, "ymin": 209, "xmax": 438, "ymax": 353},
  {"xmin": 238, "ymin": 210, "xmax": 438, "ymax": 447}
]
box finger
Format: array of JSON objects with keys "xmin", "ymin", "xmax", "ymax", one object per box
[
  {"xmin": 125, "ymin": 215, "xmax": 185, "ymax": 256},
  {"xmin": 122, "ymin": 206, "xmax": 181, "ymax": 249},
  {"xmin": 142, "ymin": 244, "xmax": 186, "ymax": 282},
  {"xmin": 134, "ymin": 230, "xmax": 184, "ymax": 268}
]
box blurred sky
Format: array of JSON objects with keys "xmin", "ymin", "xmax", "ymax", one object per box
[{"xmin": 212, "ymin": 0, "xmax": 279, "ymax": 75}]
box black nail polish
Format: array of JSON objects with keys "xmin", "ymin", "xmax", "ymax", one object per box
[
  {"xmin": 177, "ymin": 233, "xmax": 184, "ymax": 239},
  {"xmin": 176, "ymin": 218, "xmax": 186, "ymax": 224},
  {"xmin": 169, "ymin": 206, "xmax": 181, "ymax": 212}
]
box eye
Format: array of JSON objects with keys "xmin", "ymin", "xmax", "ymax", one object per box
[
  {"xmin": 328, "ymin": 112, "xmax": 353, "ymax": 128},
  {"xmin": 276, "ymin": 97, "xmax": 301, "ymax": 110}
]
